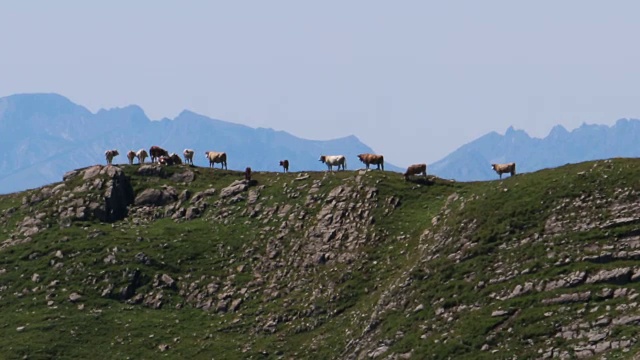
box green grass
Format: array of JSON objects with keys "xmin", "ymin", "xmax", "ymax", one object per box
[{"xmin": 0, "ymin": 159, "xmax": 639, "ymax": 358}]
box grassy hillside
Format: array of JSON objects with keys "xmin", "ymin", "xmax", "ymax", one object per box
[{"xmin": 0, "ymin": 158, "xmax": 639, "ymax": 359}]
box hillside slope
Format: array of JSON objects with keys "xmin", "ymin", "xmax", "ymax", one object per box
[{"xmin": 0, "ymin": 159, "xmax": 639, "ymax": 359}]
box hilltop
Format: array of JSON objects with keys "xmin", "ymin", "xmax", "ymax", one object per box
[
  {"xmin": 0, "ymin": 93, "xmax": 402, "ymax": 194},
  {"xmin": 0, "ymin": 159, "xmax": 639, "ymax": 359}
]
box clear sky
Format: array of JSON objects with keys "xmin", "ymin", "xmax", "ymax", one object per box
[{"xmin": 2, "ymin": 1, "xmax": 640, "ymax": 166}]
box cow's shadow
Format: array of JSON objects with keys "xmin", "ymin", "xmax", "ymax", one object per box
[{"xmin": 406, "ymin": 176, "xmax": 435, "ymax": 186}]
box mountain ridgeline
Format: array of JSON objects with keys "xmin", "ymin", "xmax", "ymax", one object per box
[
  {"xmin": 0, "ymin": 93, "xmax": 402, "ymax": 194},
  {"xmin": 430, "ymin": 120, "xmax": 640, "ymax": 181},
  {"xmin": 0, "ymin": 158, "xmax": 639, "ymax": 358}
]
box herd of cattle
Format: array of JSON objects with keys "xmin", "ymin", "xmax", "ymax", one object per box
[{"xmin": 104, "ymin": 147, "xmax": 516, "ymax": 181}]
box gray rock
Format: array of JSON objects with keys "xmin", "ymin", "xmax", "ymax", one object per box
[
  {"xmin": 542, "ymin": 291, "xmax": 591, "ymax": 305},
  {"xmin": 368, "ymin": 345, "xmax": 389, "ymax": 358},
  {"xmin": 220, "ymin": 180, "xmax": 249, "ymax": 198},
  {"xmin": 586, "ymin": 267, "xmax": 632, "ymax": 284},
  {"xmin": 82, "ymin": 165, "xmax": 103, "ymax": 180},
  {"xmin": 137, "ymin": 164, "xmax": 165, "ymax": 177},
  {"xmin": 491, "ymin": 310, "xmax": 509, "ymax": 317},
  {"xmin": 170, "ymin": 170, "xmax": 195, "ymax": 183},
  {"xmin": 135, "ymin": 188, "xmax": 178, "ymax": 206},
  {"xmin": 135, "ymin": 252, "xmax": 151, "ymax": 265},
  {"xmin": 230, "ymin": 298, "xmax": 243, "ymax": 312}
]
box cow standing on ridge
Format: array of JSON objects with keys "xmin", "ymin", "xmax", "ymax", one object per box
[
  {"xmin": 105, "ymin": 150, "xmax": 119, "ymax": 165},
  {"xmin": 126, "ymin": 150, "xmax": 136, "ymax": 165},
  {"xmin": 149, "ymin": 146, "xmax": 169, "ymax": 163},
  {"xmin": 183, "ymin": 149, "xmax": 194, "ymax": 165},
  {"xmin": 136, "ymin": 149, "xmax": 149, "ymax": 164},
  {"xmin": 205, "ymin": 151, "xmax": 227, "ymax": 169},
  {"xmin": 491, "ymin": 163, "xmax": 516, "ymax": 179},
  {"xmin": 279, "ymin": 160, "xmax": 289, "ymax": 173},
  {"xmin": 319, "ymin": 155, "xmax": 346, "ymax": 171},
  {"xmin": 357, "ymin": 153, "xmax": 384, "ymax": 171}
]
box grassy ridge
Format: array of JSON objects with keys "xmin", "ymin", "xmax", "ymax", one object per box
[{"xmin": 0, "ymin": 159, "xmax": 639, "ymax": 359}]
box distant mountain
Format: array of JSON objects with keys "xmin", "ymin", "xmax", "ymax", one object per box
[
  {"xmin": 0, "ymin": 93, "xmax": 401, "ymax": 194},
  {"xmin": 430, "ymin": 120, "xmax": 640, "ymax": 181}
]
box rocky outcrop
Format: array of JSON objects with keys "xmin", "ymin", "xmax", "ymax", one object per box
[{"xmin": 134, "ymin": 187, "xmax": 178, "ymax": 206}]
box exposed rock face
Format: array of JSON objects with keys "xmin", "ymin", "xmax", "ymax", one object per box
[
  {"xmin": 101, "ymin": 167, "xmax": 135, "ymax": 222},
  {"xmin": 220, "ymin": 180, "xmax": 249, "ymax": 199},
  {"xmin": 135, "ymin": 187, "xmax": 178, "ymax": 206},
  {"xmin": 62, "ymin": 165, "xmax": 134, "ymax": 222},
  {"xmin": 137, "ymin": 164, "xmax": 165, "ymax": 177}
]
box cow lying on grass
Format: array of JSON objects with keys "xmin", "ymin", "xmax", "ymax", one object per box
[
  {"xmin": 491, "ymin": 162, "xmax": 516, "ymax": 179},
  {"xmin": 158, "ymin": 153, "xmax": 183, "ymax": 166},
  {"xmin": 404, "ymin": 163, "xmax": 427, "ymax": 180},
  {"xmin": 357, "ymin": 153, "xmax": 384, "ymax": 171},
  {"xmin": 319, "ymin": 155, "xmax": 346, "ymax": 171}
]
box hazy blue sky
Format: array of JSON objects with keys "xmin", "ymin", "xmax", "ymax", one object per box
[{"xmin": 2, "ymin": 1, "xmax": 640, "ymax": 166}]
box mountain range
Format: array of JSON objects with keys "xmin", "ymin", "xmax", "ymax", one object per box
[
  {"xmin": 2, "ymin": 92, "xmax": 640, "ymax": 193},
  {"xmin": 429, "ymin": 120, "xmax": 640, "ymax": 181},
  {"xmin": 0, "ymin": 93, "xmax": 402, "ymax": 194}
]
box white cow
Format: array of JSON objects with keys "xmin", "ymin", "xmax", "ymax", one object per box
[
  {"xmin": 183, "ymin": 149, "xmax": 195, "ymax": 165},
  {"xmin": 105, "ymin": 149, "xmax": 119, "ymax": 165},
  {"xmin": 205, "ymin": 151, "xmax": 227, "ymax": 169},
  {"xmin": 319, "ymin": 155, "xmax": 347, "ymax": 171},
  {"xmin": 136, "ymin": 149, "xmax": 149, "ymax": 164}
]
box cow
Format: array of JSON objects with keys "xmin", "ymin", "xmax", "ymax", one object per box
[
  {"xmin": 105, "ymin": 149, "xmax": 119, "ymax": 165},
  {"xmin": 170, "ymin": 153, "xmax": 183, "ymax": 165},
  {"xmin": 279, "ymin": 160, "xmax": 289, "ymax": 173},
  {"xmin": 319, "ymin": 155, "xmax": 346, "ymax": 171},
  {"xmin": 245, "ymin": 167, "xmax": 252, "ymax": 181},
  {"xmin": 357, "ymin": 153, "xmax": 384, "ymax": 171},
  {"xmin": 149, "ymin": 146, "xmax": 169, "ymax": 163},
  {"xmin": 158, "ymin": 155, "xmax": 172, "ymax": 166},
  {"xmin": 126, "ymin": 150, "xmax": 136, "ymax": 165},
  {"xmin": 136, "ymin": 149, "xmax": 149, "ymax": 164},
  {"xmin": 183, "ymin": 149, "xmax": 194, "ymax": 165},
  {"xmin": 404, "ymin": 163, "xmax": 427, "ymax": 180},
  {"xmin": 205, "ymin": 151, "xmax": 227, "ymax": 169},
  {"xmin": 491, "ymin": 162, "xmax": 516, "ymax": 179}
]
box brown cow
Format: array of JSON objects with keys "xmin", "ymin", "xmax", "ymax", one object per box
[
  {"xmin": 126, "ymin": 150, "xmax": 136, "ymax": 165},
  {"xmin": 105, "ymin": 149, "xmax": 119, "ymax": 165},
  {"xmin": 245, "ymin": 167, "xmax": 252, "ymax": 181},
  {"xmin": 404, "ymin": 163, "xmax": 427, "ymax": 180},
  {"xmin": 491, "ymin": 162, "xmax": 516, "ymax": 179},
  {"xmin": 149, "ymin": 146, "xmax": 169, "ymax": 163},
  {"xmin": 169, "ymin": 153, "xmax": 183, "ymax": 165},
  {"xmin": 357, "ymin": 153, "xmax": 384, "ymax": 171},
  {"xmin": 279, "ymin": 160, "xmax": 289, "ymax": 173}
]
